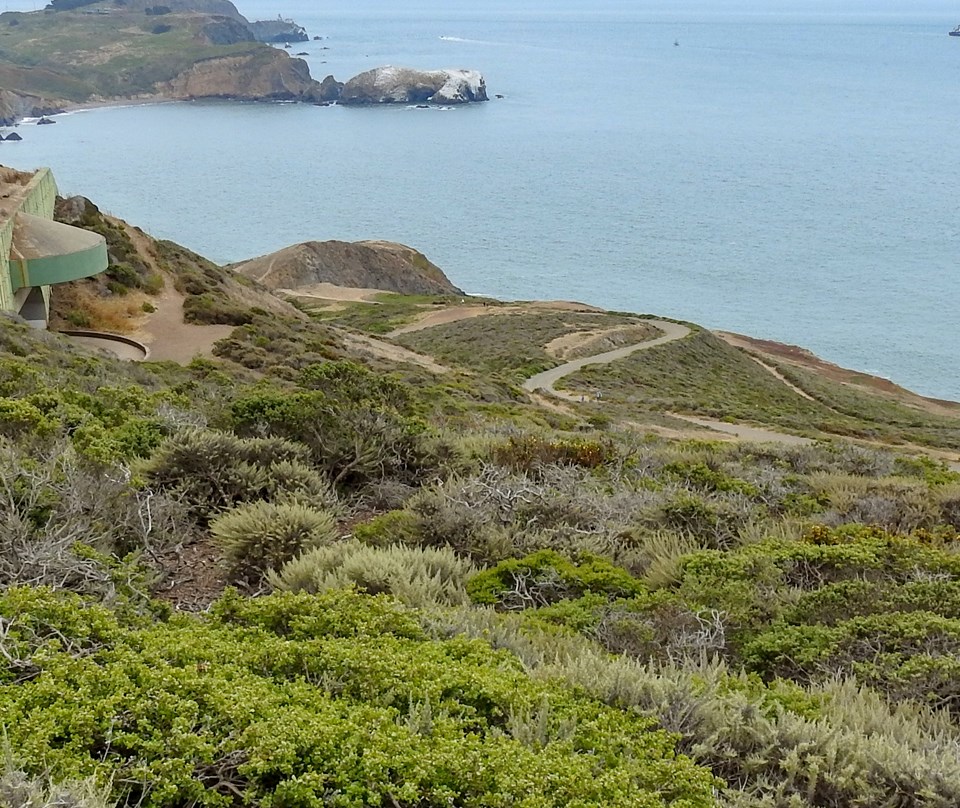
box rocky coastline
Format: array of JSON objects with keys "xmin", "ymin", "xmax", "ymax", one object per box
[{"xmin": 0, "ymin": 1, "xmax": 488, "ymax": 126}]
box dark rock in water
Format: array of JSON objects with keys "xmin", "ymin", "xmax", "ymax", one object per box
[
  {"xmin": 295, "ymin": 51, "xmax": 308, "ymax": 56},
  {"xmin": 311, "ymin": 74, "xmax": 343, "ymax": 103},
  {"xmin": 340, "ymin": 66, "xmax": 488, "ymax": 105},
  {"xmin": 313, "ymin": 35, "xmax": 321, "ymax": 40},
  {"xmin": 415, "ymin": 104, "xmax": 429, "ymax": 108},
  {"xmin": 4, "ymin": 132, "xmax": 21, "ymax": 141},
  {"xmin": 37, "ymin": 116, "xmax": 55, "ymax": 125},
  {"xmin": 495, "ymin": 94, "xmax": 504, "ymax": 99}
]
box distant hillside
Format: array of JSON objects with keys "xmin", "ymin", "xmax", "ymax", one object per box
[
  {"xmin": 231, "ymin": 240, "xmax": 465, "ymax": 297},
  {"xmin": 0, "ymin": 0, "xmax": 325, "ymax": 121}
]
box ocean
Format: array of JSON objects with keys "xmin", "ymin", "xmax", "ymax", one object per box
[{"xmin": 2, "ymin": 0, "xmax": 959, "ymax": 400}]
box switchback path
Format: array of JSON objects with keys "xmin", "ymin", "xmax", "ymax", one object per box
[
  {"xmin": 517, "ymin": 318, "xmax": 960, "ymax": 469},
  {"xmin": 519, "ymin": 318, "xmax": 812, "ymax": 445},
  {"xmin": 522, "ymin": 319, "xmax": 692, "ymax": 395}
]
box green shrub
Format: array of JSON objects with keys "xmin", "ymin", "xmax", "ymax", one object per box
[
  {"xmin": 210, "ymin": 501, "xmax": 338, "ymax": 583},
  {"xmin": 352, "ymin": 510, "xmax": 421, "ymax": 547},
  {"xmin": 231, "ymin": 388, "xmax": 434, "ymax": 490},
  {"xmin": 661, "ymin": 461, "xmax": 759, "ymax": 496},
  {"xmin": 467, "ymin": 550, "xmax": 644, "ymax": 609},
  {"xmin": 0, "ymin": 398, "xmax": 54, "ymax": 438},
  {"xmin": 0, "ymin": 588, "xmax": 717, "ymax": 808}
]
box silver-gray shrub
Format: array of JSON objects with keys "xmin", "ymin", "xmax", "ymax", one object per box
[
  {"xmin": 210, "ymin": 501, "xmax": 338, "ymax": 583},
  {"xmin": 268, "ymin": 540, "xmax": 476, "ymax": 607},
  {"xmin": 429, "ymin": 608, "xmax": 960, "ymax": 808},
  {"xmin": 0, "ymin": 752, "xmax": 109, "ymax": 808}
]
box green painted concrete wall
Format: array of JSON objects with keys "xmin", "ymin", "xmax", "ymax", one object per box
[
  {"xmin": 11, "ymin": 238, "xmax": 109, "ymax": 289},
  {"xmin": 0, "ymin": 169, "xmax": 58, "ymax": 315},
  {"xmin": 0, "ymin": 217, "xmax": 13, "ymax": 313},
  {"xmin": 1, "ymin": 168, "xmax": 109, "ymax": 322}
]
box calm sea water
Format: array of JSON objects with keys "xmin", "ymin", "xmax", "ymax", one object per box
[{"xmin": 3, "ymin": 0, "xmax": 959, "ymax": 400}]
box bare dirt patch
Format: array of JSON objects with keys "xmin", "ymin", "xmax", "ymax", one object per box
[
  {"xmin": 132, "ymin": 285, "xmax": 234, "ymax": 363},
  {"xmin": 278, "ymin": 282, "xmax": 386, "ymax": 303}
]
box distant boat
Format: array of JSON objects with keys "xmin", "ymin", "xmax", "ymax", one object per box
[{"xmin": 950, "ymin": 25, "xmax": 960, "ymax": 36}]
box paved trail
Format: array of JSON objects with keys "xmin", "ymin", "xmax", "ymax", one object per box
[{"xmin": 522, "ymin": 320, "xmax": 692, "ymax": 395}]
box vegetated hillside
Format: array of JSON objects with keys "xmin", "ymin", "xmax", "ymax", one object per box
[
  {"xmin": 50, "ymin": 194, "xmax": 300, "ymax": 333},
  {"xmin": 231, "ymin": 239, "xmax": 465, "ymax": 297},
  {"xmin": 0, "ymin": 1, "xmax": 320, "ymax": 116},
  {"xmin": 5, "ymin": 203, "xmax": 960, "ymax": 806}
]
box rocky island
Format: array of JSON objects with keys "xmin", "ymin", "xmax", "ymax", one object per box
[
  {"xmin": 0, "ymin": 0, "xmax": 488, "ymax": 123},
  {"xmin": 339, "ymin": 67, "xmax": 488, "ymax": 105}
]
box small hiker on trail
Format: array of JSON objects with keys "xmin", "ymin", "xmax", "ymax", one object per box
[{"xmin": 595, "ymin": 389, "xmax": 602, "ymax": 401}]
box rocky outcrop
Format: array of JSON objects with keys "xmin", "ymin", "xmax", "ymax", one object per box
[
  {"xmin": 160, "ymin": 49, "xmax": 321, "ymax": 101},
  {"xmin": 231, "ymin": 240, "xmax": 464, "ymax": 297},
  {"xmin": 248, "ymin": 18, "xmax": 308, "ymax": 43},
  {"xmin": 339, "ymin": 66, "xmax": 487, "ymax": 105},
  {"xmin": 200, "ymin": 18, "xmax": 255, "ymax": 46},
  {"xmin": 0, "ymin": 90, "xmax": 63, "ymax": 126},
  {"xmin": 315, "ymin": 75, "xmax": 344, "ymax": 104}
]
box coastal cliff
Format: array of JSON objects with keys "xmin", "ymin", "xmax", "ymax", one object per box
[
  {"xmin": 159, "ymin": 50, "xmax": 322, "ymax": 102},
  {"xmin": 231, "ymin": 240, "xmax": 464, "ymax": 297}
]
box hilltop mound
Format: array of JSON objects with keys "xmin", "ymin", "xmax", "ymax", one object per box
[{"xmin": 231, "ymin": 240, "xmax": 464, "ymax": 297}]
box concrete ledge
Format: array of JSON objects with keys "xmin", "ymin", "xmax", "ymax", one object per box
[{"xmin": 58, "ymin": 329, "xmax": 150, "ymax": 361}]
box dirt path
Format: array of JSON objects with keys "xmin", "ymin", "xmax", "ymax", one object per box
[
  {"xmin": 133, "ymin": 286, "xmax": 234, "ymax": 363},
  {"xmin": 746, "ymin": 355, "xmax": 817, "ymax": 402}
]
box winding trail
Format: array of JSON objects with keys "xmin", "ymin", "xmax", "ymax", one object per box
[
  {"xmin": 517, "ymin": 318, "xmax": 960, "ymax": 469},
  {"xmin": 520, "ymin": 318, "xmax": 814, "ymax": 445},
  {"xmin": 522, "ymin": 319, "xmax": 692, "ymax": 395},
  {"xmin": 380, "ymin": 304, "xmax": 960, "ymax": 470}
]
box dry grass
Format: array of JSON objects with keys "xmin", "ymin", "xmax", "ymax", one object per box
[{"xmin": 49, "ymin": 282, "xmax": 149, "ymax": 334}]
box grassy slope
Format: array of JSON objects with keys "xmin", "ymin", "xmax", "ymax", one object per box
[{"xmin": 395, "ymin": 310, "xmax": 645, "ymax": 382}]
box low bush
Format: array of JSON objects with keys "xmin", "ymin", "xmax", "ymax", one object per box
[
  {"xmin": 268, "ymin": 541, "xmax": 476, "ymax": 607},
  {"xmin": 0, "ymin": 587, "xmax": 717, "ymax": 808},
  {"xmin": 143, "ymin": 430, "xmax": 339, "ymax": 520},
  {"xmin": 467, "ymin": 550, "xmax": 644, "ymax": 609},
  {"xmin": 493, "ymin": 433, "xmax": 616, "ymax": 472},
  {"xmin": 210, "ymin": 501, "xmax": 338, "ymax": 583}
]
